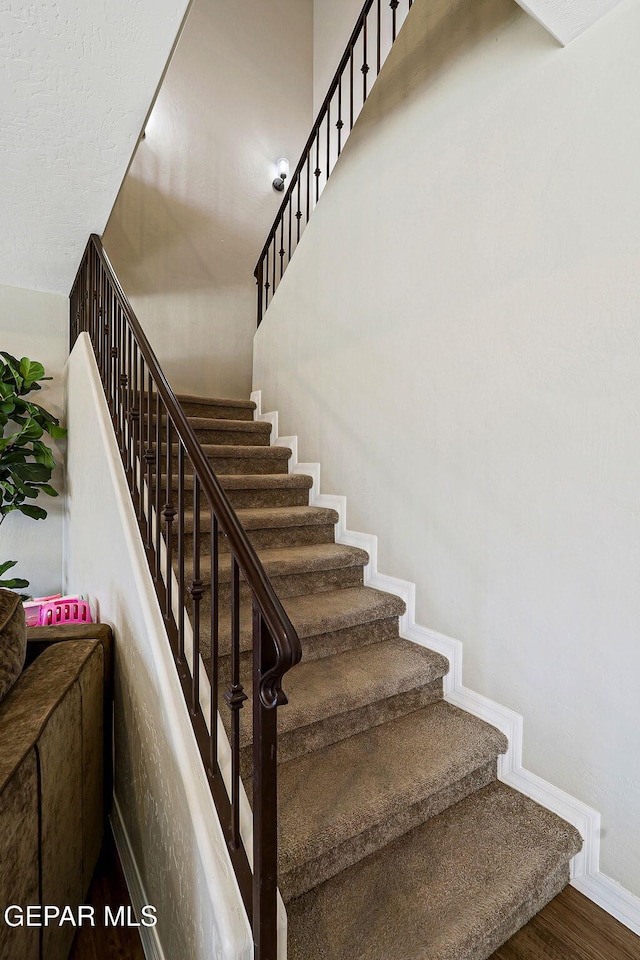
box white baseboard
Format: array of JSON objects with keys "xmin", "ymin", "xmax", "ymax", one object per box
[
  {"xmin": 251, "ymin": 389, "xmax": 640, "ymax": 935},
  {"xmin": 110, "ymin": 796, "xmax": 167, "ymax": 960}
]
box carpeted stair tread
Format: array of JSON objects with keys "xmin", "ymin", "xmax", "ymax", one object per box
[
  {"xmin": 178, "ymin": 416, "xmax": 272, "ymax": 446},
  {"xmin": 184, "ymin": 543, "xmax": 369, "ymax": 585},
  {"xmin": 181, "ymin": 505, "xmax": 338, "ymax": 537},
  {"xmin": 229, "ymin": 639, "xmax": 449, "ymax": 749},
  {"xmin": 287, "ymin": 781, "xmax": 583, "ymax": 960},
  {"xmin": 197, "ymin": 586, "xmax": 405, "ymax": 661},
  {"xmin": 234, "ymin": 505, "xmax": 338, "ymax": 529},
  {"xmin": 163, "ymin": 442, "xmax": 291, "ymax": 460},
  {"xmin": 277, "ymin": 701, "xmax": 508, "ymax": 897},
  {"xmin": 281, "ymin": 585, "xmax": 402, "ymax": 638},
  {"xmin": 177, "ymin": 394, "xmax": 256, "ymax": 420},
  {"xmin": 217, "ymin": 474, "xmax": 313, "ymax": 492}
]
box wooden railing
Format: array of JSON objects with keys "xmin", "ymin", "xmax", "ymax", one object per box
[
  {"xmin": 70, "ymin": 235, "xmax": 301, "ymax": 960},
  {"xmin": 254, "ymin": 0, "xmax": 414, "ymax": 325}
]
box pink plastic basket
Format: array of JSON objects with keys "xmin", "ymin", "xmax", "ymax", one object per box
[{"xmin": 23, "ymin": 595, "xmax": 93, "ymax": 627}]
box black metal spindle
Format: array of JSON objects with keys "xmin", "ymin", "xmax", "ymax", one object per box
[
  {"xmin": 326, "ymin": 103, "xmax": 331, "ymax": 182},
  {"xmin": 226, "ymin": 555, "xmax": 247, "ymax": 850},
  {"xmin": 363, "ymin": 15, "xmax": 369, "ymax": 101},
  {"xmin": 350, "ymin": 44, "xmax": 355, "ymax": 129},
  {"xmin": 279, "ymin": 217, "xmax": 285, "ymax": 281},
  {"xmin": 391, "ymin": 0, "xmax": 398, "ymax": 41},
  {"xmin": 177, "ymin": 443, "xmax": 186, "ymax": 662},
  {"xmin": 154, "ymin": 393, "xmax": 162, "ymax": 582},
  {"xmin": 315, "ymin": 134, "xmax": 321, "ymax": 203},
  {"xmin": 377, "ymin": 0, "xmax": 382, "ymax": 73},
  {"xmin": 252, "ymin": 609, "xmax": 278, "ymax": 960},
  {"xmin": 296, "ymin": 176, "xmax": 302, "ymax": 241},
  {"xmin": 209, "ymin": 514, "xmax": 219, "ymax": 770},
  {"xmin": 190, "ymin": 474, "xmax": 203, "ymax": 714},
  {"xmin": 164, "ymin": 419, "xmax": 176, "ymax": 622}
]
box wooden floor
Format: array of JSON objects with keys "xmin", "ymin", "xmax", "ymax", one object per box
[
  {"xmin": 71, "ymin": 833, "xmax": 640, "ymax": 959},
  {"xmin": 69, "ymin": 832, "xmax": 144, "ymax": 960},
  {"xmin": 491, "ymin": 884, "xmax": 640, "ymax": 960}
]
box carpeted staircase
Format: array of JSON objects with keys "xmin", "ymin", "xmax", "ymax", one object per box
[{"xmin": 175, "ymin": 393, "xmax": 582, "ymax": 960}]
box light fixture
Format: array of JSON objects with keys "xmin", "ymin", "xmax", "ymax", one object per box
[{"xmin": 273, "ymin": 158, "xmax": 289, "ymax": 192}]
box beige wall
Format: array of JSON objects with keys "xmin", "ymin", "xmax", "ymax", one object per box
[
  {"xmin": 0, "ymin": 283, "xmax": 67, "ymax": 597},
  {"xmin": 103, "ymin": 0, "xmax": 313, "ymax": 401},
  {"xmin": 313, "ymin": 0, "xmax": 363, "ymax": 114},
  {"xmin": 65, "ymin": 335, "xmax": 252, "ymax": 960},
  {"xmin": 254, "ymin": 0, "xmax": 640, "ymax": 898}
]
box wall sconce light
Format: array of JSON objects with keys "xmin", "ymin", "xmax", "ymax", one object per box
[{"xmin": 273, "ymin": 158, "xmax": 289, "ymax": 192}]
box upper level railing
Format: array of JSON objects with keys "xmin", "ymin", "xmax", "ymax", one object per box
[
  {"xmin": 70, "ymin": 235, "xmax": 301, "ymax": 960},
  {"xmin": 254, "ymin": 0, "xmax": 414, "ymax": 325}
]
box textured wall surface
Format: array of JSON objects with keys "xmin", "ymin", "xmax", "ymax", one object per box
[
  {"xmin": 0, "ymin": 283, "xmax": 67, "ymax": 596},
  {"xmin": 102, "ymin": 0, "xmax": 313, "ymax": 400},
  {"xmin": 0, "ymin": 0, "xmax": 189, "ymax": 294},
  {"xmin": 255, "ymin": 0, "xmax": 640, "ymax": 899},
  {"xmin": 515, "ymin": 0, "xmax": 627, "ymax": 43},
  {"xmin": 65, "ymin": 335, "xmax": 252, "ymax": 960}
]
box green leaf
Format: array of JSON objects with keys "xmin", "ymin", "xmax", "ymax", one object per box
[
  {"xmin": 0, "ymin": 559, "xmax": 18, "ymax": 576},
  {"xmin": 12, "ymin": 462, "xmax": 52, "ymax": 483},
  {"xmin": 47, "ymin": 423, "xmax": 67, "ymax": 439},
  {"xmin": 36, "ymin": 484, "xmax": 58, "ymax": 497},
  {"xmin": 17, "ymin": 503, "xmax": 47, "ymax": 520},
  {"xmin": 0, "ymin": 577, "xmax": 30, "ymax": 589}
]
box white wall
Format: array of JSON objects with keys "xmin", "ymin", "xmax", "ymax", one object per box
[
  {"xmin": 254, "ymin": 0, "xmax": 640, "ymax": 899},
  {"xmin": 0, "ymin": 0, "xmax": 190, "ymax": 294},
  {"xmin": 0, "ymin": 283, "xmax": 67, "ymax": 596},
  {"xmin": 313, "ymin": 0, "xmax": 364, "ymax": 114},
  {"xmin": 65, "ymin": 335, "xmax": 252, "ymax": 960},
  {"xmin": 103, "ymin": 0, "xmax": 313, "ymax": 400}
]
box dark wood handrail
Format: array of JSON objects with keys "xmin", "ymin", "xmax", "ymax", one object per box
[
  {"xmin": 89, "ymin": 235, "xmax": 301, "ymax": 706},
  {"xmin": 253, "ymin": 0, "xmax": 413, "ymax": 323},
  {"xmin": 71, "ymin": 234, "xmax": 303, "ymax": 957},
  {"xmin": 255, "ymin": 0, "xmax": 375, "ymax": 266}
]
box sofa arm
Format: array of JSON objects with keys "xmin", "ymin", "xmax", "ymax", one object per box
[{"xmin": 0, "ymin": 641, "xmax": 104, "ymax": 960}]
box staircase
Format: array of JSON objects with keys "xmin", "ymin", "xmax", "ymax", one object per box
[{"xmin": 176, "ymin": 392, "xmax": 582, "ymax": 960}]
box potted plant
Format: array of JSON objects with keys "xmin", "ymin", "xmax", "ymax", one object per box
[{"xmin": 0, "ymin": 352, "xmax": 66, "ymax": 593}]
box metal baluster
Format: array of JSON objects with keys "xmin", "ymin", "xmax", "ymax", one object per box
[
  {"xmin": 225, "ymin": 555, "xmax": 247, "ymax": 850},
  {"xmin": 337, "ymin": 77, "xmax": 344, "ymax": 155},
  {"xmin": 190, "ymin": 475, "xmax": 204, "ymax": 713},
  {"xmin": 252, "ymin": 608, "xmax": 278, "ymax": 960},
  {"xmin": 177, "ymin": 444, "xmax": 186, "ymax": 662},
  {"xmin": 209, "ymin": 514, "xmax": 219, "ymax": 771},
  {"xmin": 154, "ymin": 393, "xmax": 162, "ymax": 581},
  {"xmin": 315, "ymin": 133, "xmax": 321, "ymax": 203},
  {"xmin": 164, "ymin": 419, "xmax": 176, "ymax": 622},
  {"xmin": 279, "ymin": 217, "xmax": 285, "ymax": 280},
  {"xmin": 377, "ymin": 0, "xmax": 382, "ymax": 73},
  {"xmin": 271, "ymin": 236, "xmax": 276, "ymax": 298},
  {"xmin": 288, "ymin": 196, "xmax": 292, "ymax": 266},
  {"xmin": 265, "ymin": 248, "xmax": 270, "ymax": 308},
  {"xmin": 296, "ymin": 175, "xmax": 302, "ymax": 241},
  {"xmin": 391, "ymin": 0, "xmax": 398, "ymax": 41},
  {"xmin": 350, "ymin": 44, "xmax": 355, "ymax": 129},
  {"xmin": 326, "ymin": 102, "xmax": 331, "ymax": 182},
  {"xmin": 144, "ymin": 371, "xmax": 155, "ymax": 550},
  {"xmin": 131, "ymin": 341, "xmax": 141, "ymax": 517},
  {"xmin": 306, "ymin": 152, "xmax": 311, "ymax": 222},
  {"xmin": 362, "ymin": 13, "xmax": 369, "ymax": 101},
  {"xmin": 256, "ymin": 259, "xmax": 264, "ymax": 327}
]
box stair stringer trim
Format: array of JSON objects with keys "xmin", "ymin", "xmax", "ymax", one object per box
[{"xmin": 251, "ymin": 390, "xmax": 640, "ymax": 936}]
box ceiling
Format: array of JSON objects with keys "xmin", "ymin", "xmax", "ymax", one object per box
[
  {"xmin": 0, "ymin": 0, "xmax": 190, "ymax": 294},
  {"xmin": 515, "ymin": 0, "xmax": 626, "ymax": 44}
]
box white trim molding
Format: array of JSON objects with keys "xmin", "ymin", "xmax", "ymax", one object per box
[
  {"xmin": 251, "ymin": 389, "xmax": 640, "ymax": 936},
  {"xmin": 111, "ymin": 797, "xmax": 167, "ymax": 960}
]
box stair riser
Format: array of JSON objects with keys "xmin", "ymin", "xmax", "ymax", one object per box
[
  {"xmin": 164, "ymin": 484, "xmax": 310, "ymax": 511},
  {"xmin": 183, "ymin": 523, "xmax": 336, "ymax": 554},
  {"xmin": 237, "ymin": 680, "xmax": 443, "ymax": 778},
  {"xmin": 156, "ymin": 454, "xmax": 290, "ymax": 476},
  {"xmin": 147, "ymin": 424, "xmax": 271, "ymax": 448},
  {"xmin": 188, "ymin": 565, "xmax": 365, "ymax": 609},
  {"xmin": 279, "ymin": 759, "xmax": 498, "ymax": 903},
  {"xmin": 179, "ymin": 401, "xmax": 255, "ymax": 421},
  {"xmin": 198, "ymin": 613, "xmax": 401, "ymax": 665}
]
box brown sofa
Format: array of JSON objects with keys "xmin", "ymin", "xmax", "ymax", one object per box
[{"xmin": 0, "ymin": 612, "xmax": 112, "ymax": 960}]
